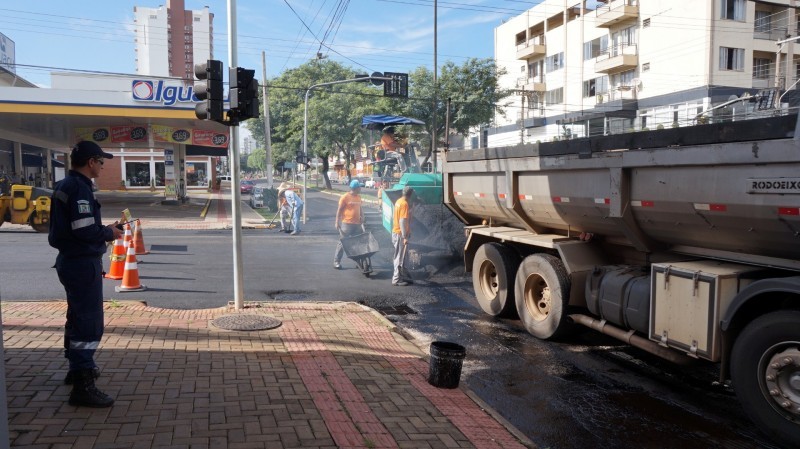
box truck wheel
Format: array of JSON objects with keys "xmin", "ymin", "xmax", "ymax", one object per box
[
  {"xmin": 731, "ymin": 310, "xmax": 800, "ymax": 448},
  {"xmin": 515, "ymin": 254, "xmax": 572, "ymax": 340},
  {"xmin": 472, "ymin": 243, "xmax": 520, "ymax": 318}
]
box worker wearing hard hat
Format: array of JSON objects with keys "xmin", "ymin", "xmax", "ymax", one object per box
[{"xmin": 334, "ymin": 179, "xmax": 365, "ymax": 269}]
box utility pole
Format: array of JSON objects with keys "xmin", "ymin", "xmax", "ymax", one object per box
[
  {"xmin": 261, "ymin": 51, "xmax": 273, "ymax": 187},
  {"xmin": 431, "ymin": 0, "xmax": 438, "ymax": 174},
  {"xmin": 228, "ymin": 0, "xmax": 245, "ymax": 310}
]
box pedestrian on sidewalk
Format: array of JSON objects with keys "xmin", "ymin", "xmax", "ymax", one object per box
[
  {"xmin": 278, "ymin": 183, "xmax": 304, "ymax": 235},
  {"xmin": 334, "ymin": 180, "xmax": 365, "ymax": 269},
  {"xmin": 48, "ymin": 141, "xmax": 123, "ymax": 408},
  {"xmin": 391, "ymin": 186, "xmax": 414, "ymax": 286}
]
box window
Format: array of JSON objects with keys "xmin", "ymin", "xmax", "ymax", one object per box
[
  {"xmin": 186, "ymin": 162, "xmax": 208, "ymax": 187},
  {"xmin": 154, "ymin": 163, "xmax": 166, "ymax": 186},
  {"xmin": 528, "ymin": 60, "xmax": 543, "ymax": 79},
  {"xmin": 721, "ymin": 0, "xmax": 745, "ymax": 21},
  {"xmin": 194, "ymin": 16, "xmax": 201, "ymax": 22},
  {"xmin": 611, "ymin": 25, "xmax": 637, "ymax": 54},
  {"xmin": 546, "ymin": 52, "xmax": 564, "ymax": 72},
  {"xmin": 755, "ymin": 10, "xmax": 771, "ymax": 32},
  {"xmin": 720, "ymin": 47, "xmax": 745, "ymax": 71},
  {"xmin": 583, "ymin": 76, "xmax": 608, "ymax": 97},
  {"xmin": 583, "ymin": 36, "xmax": 609, "ymax": 60},
  {"xmin": 545, "ymin": 87, "xmax": 563, "ymax": 105},
  {"xmin": 610, "ymin": 70, "xmax": 635, "ymax": 89},
  {"xmin": 754, "ymin": 58, "xmax": 771, "ymax": 79},
  {"xmin": 125, "ymin": 162, "xmax": 151, "ymax": 187},
  {"xmin": 149, "ymin": 14, "xmax": 158, "ymax": 19}
]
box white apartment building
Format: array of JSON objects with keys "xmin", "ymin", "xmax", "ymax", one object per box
[
  {"xmin": 133, "ymin": 0, "xmax": 214, "ymax": 81},
  {"xmin": 484, "ymin": 0, "xmax": 798, "ymax": 148}
]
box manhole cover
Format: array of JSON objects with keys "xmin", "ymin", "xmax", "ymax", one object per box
[{"xmin": 211, "ymin": 314, "xmax": 282, "ymax": 331}]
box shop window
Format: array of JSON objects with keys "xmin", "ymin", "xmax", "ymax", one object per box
[
  {"xmin": 186, "ymin": 162, "xmax": 208, "ymax": 187},
  {"xmin": 125, "ymin": 162, "xmax": 151, "ymax": 187},
  {"xmin": 155, "ymin": 162, "xmax": 166, "ymax": 186}
]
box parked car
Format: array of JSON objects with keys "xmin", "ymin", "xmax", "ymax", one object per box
[
  {"xmin": 240, "ymin": 180, "xmax": 255, "ymax": 194},
  {"xmin": 364, "ymin": 178, "xmax": 377, "ymax": 189},
  {"xmin": 250, "ymin": 185, "xmax": 266, "ymax": 208}
]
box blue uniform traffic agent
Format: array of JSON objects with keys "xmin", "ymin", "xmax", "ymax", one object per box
[{"xmin": 48, "ymin": 141, "xmax": 122, "ymax": 408}]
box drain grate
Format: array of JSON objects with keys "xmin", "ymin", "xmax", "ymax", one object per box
[{"xmin": 211, "ymin": 314, "xmax": 282, "ymax": 331}]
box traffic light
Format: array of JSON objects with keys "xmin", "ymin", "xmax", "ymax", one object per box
[
  {"xmin": 383, "ymin": 72, "xmax": 408, "ymax": 98},
  {"xmin": 194, "ymin": 60, "xmax": 224, "ymax": 122},
  {"xmin": 229, "ymin": 67, "xmax": 260, "ymax": 122},
  {"xmin": 295, "ymin": 150, "xmax": 308, "ymax": 166}
]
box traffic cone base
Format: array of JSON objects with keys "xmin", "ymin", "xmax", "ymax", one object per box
[
  {"xmin": 133, "ymin": 220, "xmax": 149, "ymax": 255},
  {"xmin": 115, "ymin": 241, "xmax": 147, "ymax": 292}
]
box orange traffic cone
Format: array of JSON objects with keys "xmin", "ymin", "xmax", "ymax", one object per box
[
  {"xmin": 115, "ymin": 240, "xmax": 147, "ymax": 292},
  {"xmin": 133, "ymin": 219, "xmax": 150, "ymax": 255},
  {"xmin": 105, "ymin": 235, "xmax": 126, "ymax": 280}
]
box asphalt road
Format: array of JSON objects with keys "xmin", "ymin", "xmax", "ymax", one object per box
[{"xmin": 0, "ymin": 190, "xmax": 784, "ymax": 449}]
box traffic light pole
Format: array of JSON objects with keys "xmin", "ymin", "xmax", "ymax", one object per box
[
  {"xmin": 228, "ymin": 0, "xmax": 245, "ymax": 310},
  {"xmin": 302, "ymin": 75, "xmax": 392, "ymax": 223}
]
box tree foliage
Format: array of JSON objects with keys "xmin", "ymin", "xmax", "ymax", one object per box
[{"xmin": 246, "ymin": 57, "xmax": 509, "ymax": 181}]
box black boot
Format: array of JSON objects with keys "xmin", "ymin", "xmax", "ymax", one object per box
[
  {"xmin": 64, "ymin": 367, "xmax": 100, "ymax": 385},
  {"xmin": 68, "ymin": 369, "xmax": 114, "ymax": 408}
]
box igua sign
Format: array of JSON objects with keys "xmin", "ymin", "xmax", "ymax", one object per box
[{"xmin": 131, "ymin": 80, "xmax": 200, "ymax": 106}]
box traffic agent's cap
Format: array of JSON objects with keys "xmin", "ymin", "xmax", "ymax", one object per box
[
  {"xmin": 349, "ymin": 180, "xmax": 361, "ymax": 189},
  {"xmin": 71, "ymin": 141, "xmax": 113, "ymax": 163}
]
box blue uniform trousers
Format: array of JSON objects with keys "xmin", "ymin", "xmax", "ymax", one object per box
[{"xmin": 55, "ymin": 255, "xmax": 104, "ymax": 371}]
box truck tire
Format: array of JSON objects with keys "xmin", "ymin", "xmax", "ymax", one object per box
[
  {"xmin": 731, "ymin": 310, "xmax": 800, "ymax": 448},
  {"xmin": 515, "ymin": 254, "xmax": 572, "ymax": 340},
  {"xmin": 472, "ymin": 243, "xmax": 520, "ymax": 318}
]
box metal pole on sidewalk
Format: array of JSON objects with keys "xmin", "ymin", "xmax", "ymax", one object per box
[
  {"xmin": 261, "ymin": 51, "xmax": 273, "ymax": 188},
  {"xmin": 228, "ymin": 0, "xmax": 245, "ymax": 310}
]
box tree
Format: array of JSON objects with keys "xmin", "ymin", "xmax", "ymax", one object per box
[{"xmin": 403, "ymin": 58, "xmax": 511, "ymax": 167}]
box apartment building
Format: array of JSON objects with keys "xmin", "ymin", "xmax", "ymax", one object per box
[
  {"xmin": 133, "ymin": 0, "xmax": 214, "ymax": 81},
  {"xmin": 484, "ymin": 0, "xmax": 798, "ymax": 148}
]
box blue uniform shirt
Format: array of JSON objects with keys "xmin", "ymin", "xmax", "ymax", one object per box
[{"xmin": 48, "ymin": 170, "xmax": 114, "ymax": 259}]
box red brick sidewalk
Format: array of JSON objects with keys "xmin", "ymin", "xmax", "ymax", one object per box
[{"xmin": 2, "ymin": 301, "xmax": 533, "ymax": 449}]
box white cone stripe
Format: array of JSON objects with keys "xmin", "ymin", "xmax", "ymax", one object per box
[{"xmin": 124, "ymin": 262, "xmax": 138, "ymax": 270}]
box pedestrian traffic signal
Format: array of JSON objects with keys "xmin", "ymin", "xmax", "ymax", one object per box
[
  {"xmin": 194, "ymin": 60, "xmax": 224, "ymax": 122},
  {"xmin": 383, "ymin": 72, "xmax": 408, "ymax": 98},
  {"xmin": 229, "ymin": 67, "xmax": 260, "ymax": 122}
]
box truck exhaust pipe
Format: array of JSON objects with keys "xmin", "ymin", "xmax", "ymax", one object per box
[{"xmin": 569, "ymin": 314, "xmax": 694, "ymax": 366}]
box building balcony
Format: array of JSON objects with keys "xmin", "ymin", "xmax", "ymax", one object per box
[
  {"xmin": 595, "ymin": 0, "xmax": 639, "ymax": 28},
  {"xmin": 595, "ymin": 44, "xmax": 638, "ymax": 73},
  {"xmin": 516, "ymin": 77, "xmax": 546, "ymax": 92},
  {"xmin": 516, "ymin": 36, "xmax": 546, "ymax": 60},
  {"xmin": 754, "ymin": 26, "xmax": 789, "ymax": 41}
]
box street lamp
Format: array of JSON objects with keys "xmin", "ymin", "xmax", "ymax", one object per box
[{"xmin": 301, "ymin": 74, "xmax": 392, "ymax": 223}]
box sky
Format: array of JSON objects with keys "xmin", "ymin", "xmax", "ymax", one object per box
[{"xmin": 0, "ymin": 0, "xmax": 540, "ymax": 88}]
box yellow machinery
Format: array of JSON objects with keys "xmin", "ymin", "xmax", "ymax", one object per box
[{"xmin": 0, "ymin": 184, "xmax": 52, "ymax": 233}]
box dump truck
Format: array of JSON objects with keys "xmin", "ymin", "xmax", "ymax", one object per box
[
  {"xmin": 443, "ymin": 113, "xmax": 800, "ymax": 448},
  {"xmin": 0, "ymin": 183, "xmax": 52, "ymax": 232}
]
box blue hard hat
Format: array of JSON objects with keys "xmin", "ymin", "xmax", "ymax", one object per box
[{"xmin": 349, "ymin": 180, "xmax": 361, "ymax": 189}]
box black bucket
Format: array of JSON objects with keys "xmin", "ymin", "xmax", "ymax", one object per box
[{"xmin": 427, "ymin": 341, "xmax": 466, "ymax": 389}]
